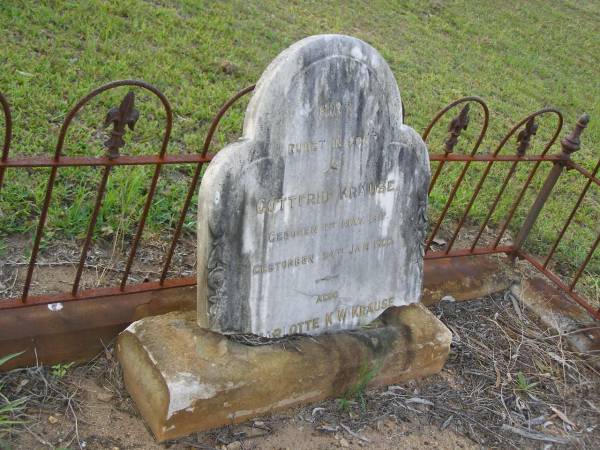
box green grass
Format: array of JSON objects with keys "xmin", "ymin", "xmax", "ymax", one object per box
[
  {"xmin": 514, "ymin": 371, "xmax": 539, "ymax": 394},
  {"xmin": 0, "ymin": 352, "xmax": 26, "ymax": 442},
  {"xmin": 0, "ymin": 1, "xmax": 598, "ymax": 294},
  {"xmin": 50, "ymin": 362, "xmax": 74, "ymax": 378},
  {"xmin": 339, "ymin": 360, "xmax": 379, "ymax": 412}
]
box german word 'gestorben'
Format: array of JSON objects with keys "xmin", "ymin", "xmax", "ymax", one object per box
[{"xmin": 197, "ymin": 34, "xmax": 430, "ymax": 336}]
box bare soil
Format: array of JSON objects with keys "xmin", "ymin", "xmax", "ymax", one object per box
[
  {"xmin": 0, "ymin": 234, "xmax": 196, "ymax": 300},
  {"xmin": 0, "ymin": 222, "xmax": 506, "ymax": 300},
  {"xmin": 2, "ymin": 294, "xmax": 598, "ymax": 450}
]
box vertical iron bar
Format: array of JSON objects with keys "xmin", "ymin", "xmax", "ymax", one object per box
[
  {"xmin": 72, "ymin": 166, "xmax": 111, "ymax": 295},
  {"xmin": 158, "ymin": 163, "xmax": 203, "ymax": 283},
  {"xmin": 424, "ymin": 102, "xmax": 488, "ymax": 249},
  {"xmin": 445, "ymin": 164, "xmax": 490, "ymax": 252},
  {"xmin": 569, "ymin": 233, "xmax": 600, "ymax": 290},
  {"xmin": 483, "ymin": 117, "xmax": 541, "ymax": 250},
  {"xmin": 511, "ymin": 162, "xmax": 564, "ymax": 253},
  {"xmin": 543, "ymin": 156, "xmax": 600, "ymax": 268},
  {"xmin": 489, "ymin": 162, "xmax": 523, "ymax": 248},
  {"xmin": 0, "ymin": 92, "xmax": 12, "ymax": 191},
  {"xmin": 22, "ymin": 168, "xmax": 58, "ymax": 301},
  {"xmin": 113, "ymin": 85, "xmax": 172, "ymax": 290},
  {"xmin": 426, "ymin": 159, "xmax": 472, "ymax": 249},
  {"xmin": 428, "ymin": 157, "xmax": 448, "ymax": 195},
  {"xmin": 119, "ymin": 87, "xmax": 172, "ymax": 289},
  {"xmin": 448, "ymin": 160, "xmax": 495, "ymax": 252},
  {"xmin": 511, "ymin": 114, "xmax": 589, "ymax": 256},
  {"xmin": 422, "ymin": 98, "xmax": 488, "ymax": 196},
  {"xmin": 120, "ymin": 165, "xmax": 162, "ymax": 289},
  {"xmin": 492, "ymin": 113, "xmax": 563, "ymax": 248},
  {"xmin": 469, "ymin": 160, "xmax": 519, "ymax": 250},
  {"xmin": 159, "ymin": 85, "xmax": 255, "ymax": 283},
  {"xmin": 467, "ymin": 109, "xmax": 562, "ymax": 251},
  {"xmin": 489, "ymin": 160, "xmax": 543, "ymax": 249}
]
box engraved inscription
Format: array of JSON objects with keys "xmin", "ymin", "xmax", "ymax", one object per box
[
  {"xmin": 265, "ymin": 213, "xmax": 385, "ymax": 244},
  {"xmin": 316, "ymin": 291, "xmax": 338, "ymax": 303},
  {"xmin": 197, "ymin": 35, "xmax": 430, "ymax": 336},
  {"xmin": 256, "ymin": 191, "xmax": 330, "ymax": 214},
  {"xmin": 268, "ymin": 226, "xmax": 318, "ymax": 242},
  {"xmin": 253, "ymin": 238, "xmax": 394, "ymax": 276},
  {"xmin": 252, "ymin": 254, "xmax": 315, "ymax": 275},
  {"xmin": 265, "ymin": 296, "xmax": 395, "ymax": 337},
  {"xmin": 286, "ymin": 134, "xmax": 376, "ymax": 157},
  {"xmin": 255, "ymin": 179, "xmax": 395, "ymax": 215},
  {"xmin": 339, "ymin": 180, "xmax": 395, "ymax": 200},
  {"xmin": 318, "ymin": 101, "xmax": 353, "ymax": 118}
]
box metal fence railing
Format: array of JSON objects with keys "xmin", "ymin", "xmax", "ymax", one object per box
[{"xmin": 0, "ymin": 81, "xmax": 598, "ymax": 319}]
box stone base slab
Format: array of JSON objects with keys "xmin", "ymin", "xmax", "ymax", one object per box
[{"xmin": 116, "ymin": 303, "xmax": 451, "ymax": 442}]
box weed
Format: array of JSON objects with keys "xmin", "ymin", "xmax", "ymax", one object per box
[
  {"xmin": 51, "ymin": 362, "xmax": 74, "ymax": 378},
  {"xmin": 514, "ymin": 371, "xmax": 539, "ymax": 393},
  {"xmin": 339, "ymin": 361, "xmax": 379, "ymax": 413},
  {"xmin": 0, "ymin": 352, "xmax": 26, "ymax": 443}
]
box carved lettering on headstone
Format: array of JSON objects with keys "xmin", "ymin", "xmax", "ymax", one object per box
[{"xmin": 197, "ymin": 34, "xmax": 430, "ymax": 336}]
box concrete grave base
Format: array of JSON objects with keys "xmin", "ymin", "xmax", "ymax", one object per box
[{"xmin": 117, "ymin": 303, "xmax": 451, "ymax": 442}]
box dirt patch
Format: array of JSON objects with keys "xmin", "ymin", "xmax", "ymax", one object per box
[
  {"xmin": 2, "ymin": 294, "xmax": 598, "ymax": 449},
  {"xmin": 0, "ymin": 234, "xmax": 196, "ymax": 300},
  {"xmin": 0, "ymin": 222, "xmax": 505, "ymax": 301}
]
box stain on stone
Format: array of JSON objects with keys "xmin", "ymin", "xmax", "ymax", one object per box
[{"xmin": 197, "ymin": 35, "xmax": 430, "ymax": 336}]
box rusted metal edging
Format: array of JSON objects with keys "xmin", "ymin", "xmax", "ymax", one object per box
[
  {"xmin": 517, "ymin": 251, "xmax": 600, "ymax": 320},
  {"xmin": 566, "ymin": 160, "xmax": 600, "ymax": 187},
  {"xmin": 0, "ymin": 256, "xmax": 513, "ymax": 370},
  {"xmin": 0, "ymin": 154, "xmax": 213, "ymax": 167},
  {"xmin": 1, "ymin": 152, "xmax": 565, "ymax": 167},
  {"xmin": 0, "ymin": 277, "xmax": 197, "ymax": 311},
  {"xmin": 0, "ymin": 81, "xmax": 598, "ymax": 344}
]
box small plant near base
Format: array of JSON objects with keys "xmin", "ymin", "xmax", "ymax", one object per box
[
  {"xmin": 51, "ymin": 362, "xmax": 74, "ymax": 378},
  {"xmin": 0, "ymin": 352, "xmax": 27, "ymax": 445},
  {"xmin": 514, "ymin": 371, "xmax": 539, "ymax": 394},
  {"xmin": 338, "ymin": 361, "xmax": 380, "ymax": 413}
]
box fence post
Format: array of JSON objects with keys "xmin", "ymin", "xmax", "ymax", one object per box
[{"xmin": 511, "ymin": 113, "xmax": 589, "ymax": 256}]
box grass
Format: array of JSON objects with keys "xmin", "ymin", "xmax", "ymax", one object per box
[
  {"xmin": 0, "ymin": 352, "xmax": 26, "ymax": 444},
  {"xmin": 0, "ymin": 1, "xmax": 598, "ymax": 294},
  {"xmin": 339, "ymin": 360, "xmax": 379, "ymax": 412},
  {"xmin": 514, "ymin": 371, "xmax": 539, "ymax": 394}
]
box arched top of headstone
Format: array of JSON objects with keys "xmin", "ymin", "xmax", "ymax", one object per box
[
  {"xmin": 244, "ymin": 34, "xmax": 403, "ymax": 144},
  {"xmin": 198, "ymin": 34, "xmax": 429, "ymax": 337}
]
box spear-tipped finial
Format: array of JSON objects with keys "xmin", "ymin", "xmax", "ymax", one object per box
[
  {"xmin": 561, "ymin": 113, "xmax": 590, "ymax": 156},
  {"xmin": 444, "ymin": 104, "xmax": 470, "ymax": 153},
  {"xmin": 103, "ymin": 91, "xmax": 139, "ymax": 159},
  {"xmin": 516, "ymin": 117, "xmax": 539, "ymax": 156}
]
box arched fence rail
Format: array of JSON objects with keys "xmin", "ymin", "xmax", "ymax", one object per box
[{"xmin": 0, "ymin": 81, "xmax": 598, "ymax": 321}]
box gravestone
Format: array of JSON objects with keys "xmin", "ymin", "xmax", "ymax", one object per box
[
  {"xmin": 197, "ymin": 34, "xmax": 430, "ymax": 336},
  {"xmin": 117, "ymin": 35, "xmax": 450, "ymax": 442}
]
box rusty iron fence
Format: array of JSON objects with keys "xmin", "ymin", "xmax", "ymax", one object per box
[{"xmin": 0, "ymin": 80, "xmax": 598, "ymax": 320}]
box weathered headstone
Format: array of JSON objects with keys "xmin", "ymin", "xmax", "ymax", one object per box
[
  {"xmin": 117, "ymin": 36, "xmax": 449, "ymax": 442},
  {"xmin": 198, "ymin": 34, "xmax": 430, "ymax": 336}
]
